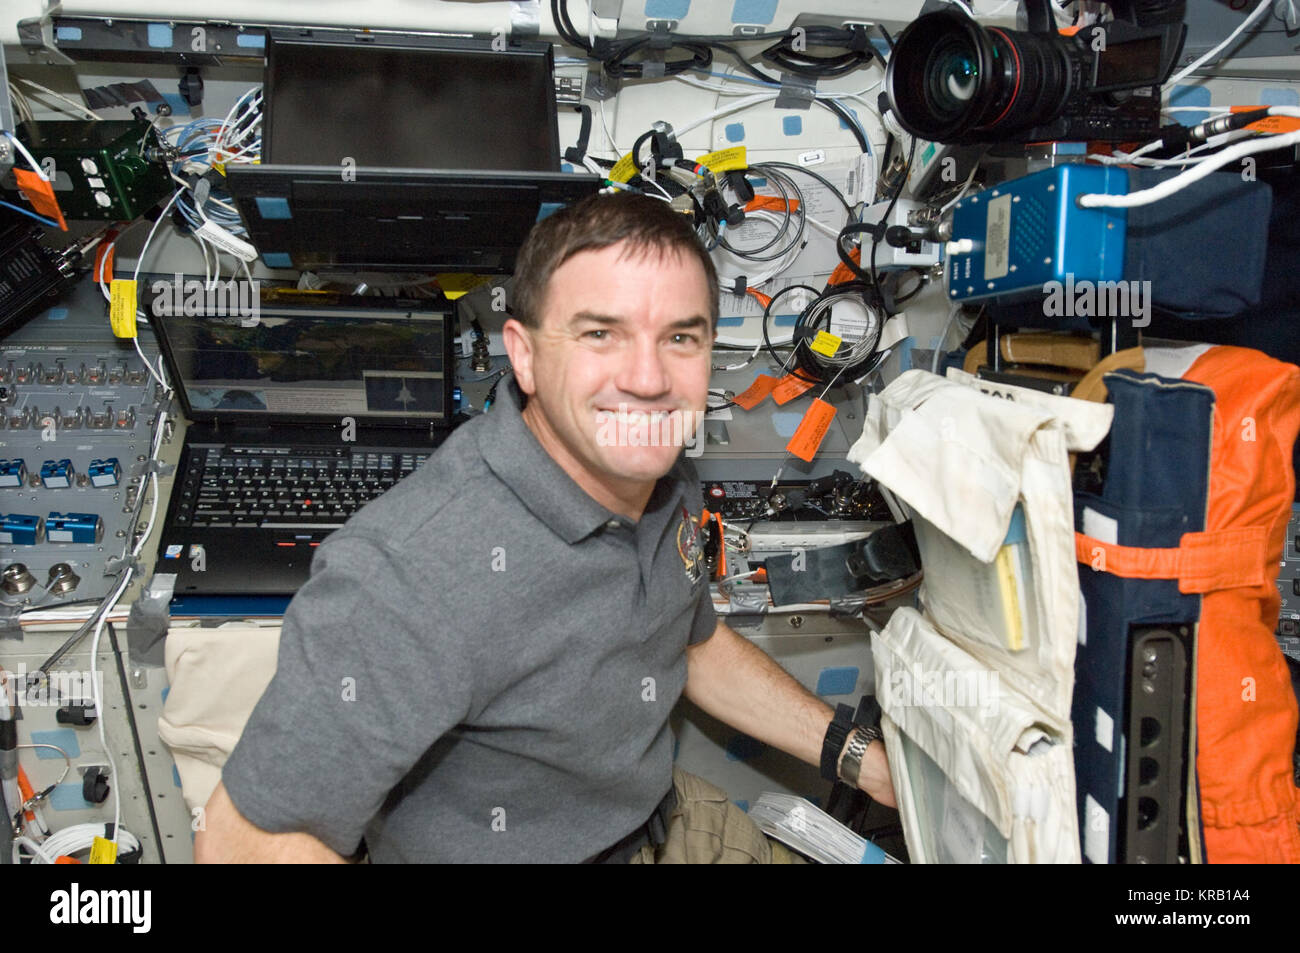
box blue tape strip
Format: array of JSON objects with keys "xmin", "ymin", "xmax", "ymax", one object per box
[
  {"xmin": 1168, "ymin": 85, "xmax": 1212, "ymax": 127},
  {"xmin": 732, "ymin": 0, "xmax": 778, "ymax": 24},
  {"xmin": 55, "ymin": 26, "xmax": 83, "ymax": 41},
  {"xmin": 254, "ymin": 196, "xmax": 292, "ymax": 220},
  {"xmin": 816, "ymin": 666, "xmax": 860, "ymax": 696},
  {"xmin": 147, "ymin": 23, "xmax": 174, "ymax": 48},
  {"xmin": 645, "ymin": 0, "xmax": 690, "ymax": 18},
  {"xmin": 860, "ymin": 839, "xmax": 887, "ymax": 863},
  {"xmin": 31, "ymin": 728, "xmax": 80, "ymax": 759},
  {"xmin": 49, "ymin": 782, "xmax": 94, "ymax": 812},
  {"xmin": 236, "ymin": 32, "xmax": 267, "ymax": 49}
]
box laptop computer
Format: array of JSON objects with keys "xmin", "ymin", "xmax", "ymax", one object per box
[
  {"xmin": 151, "ymin": 293, "xmax": 455, "ymax": 598},
  {"xmin": 226, "ymin": 28, "xmax": 602, "ymax": 273}
]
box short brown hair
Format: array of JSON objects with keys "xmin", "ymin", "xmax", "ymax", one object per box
[{"xmin": 511, "ymin": 192, "xmax": 719, "ymax": 329}]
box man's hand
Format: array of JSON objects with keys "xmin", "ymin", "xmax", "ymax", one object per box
[
  {"xmin": 684, "ymin": 619, "xmax": 896, "ymax": 809},
  {"xmin": 194, "ymin": 781, "xmax": 347, "ymax": 864}
]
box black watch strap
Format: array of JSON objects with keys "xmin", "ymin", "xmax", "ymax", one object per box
[{"xmin": 821, "ymin": 703, "xmax": 856, "ymax": 781}]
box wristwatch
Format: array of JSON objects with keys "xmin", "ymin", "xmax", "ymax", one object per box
[
  {"xmin": 820, "ymin": 704, "xmax": 856, "ymax": 782},
  {"xmin": 837, "ymin": 724, "xmax": 883, "ymax": 786}
]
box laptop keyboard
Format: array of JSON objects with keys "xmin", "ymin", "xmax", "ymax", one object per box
[{"xmin": 172, "ymin": 447, "xmax": 432, "ymax": 529}]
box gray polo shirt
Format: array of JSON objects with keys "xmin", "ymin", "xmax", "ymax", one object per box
[{"xmin": 221, "ymin": 377, "xmax": 717, "ymax": 862}]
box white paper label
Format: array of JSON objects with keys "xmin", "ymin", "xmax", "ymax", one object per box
[
  {"xmin": 983, "ymin": 193, "xmax": 1012, "ymax": 281},
  {"xmin": 1083, "ymin": 507, "xmax": 1119, "ymax": 544},
  {"xmin": 194, "ymin": 219, "xmax": 258, "ymax": 262},
  {"xmin": 1083, "ymin": 794, "xmax": 1110, "ymax": 864},
  {"xmin": 1095, "ymin": 706, "xmax": 1114, "ymax": 753}
]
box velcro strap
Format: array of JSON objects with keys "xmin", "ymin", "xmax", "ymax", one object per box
[{"xmin": 1075, "ymin": 527, "xmax": 1269, "ymax": 593}]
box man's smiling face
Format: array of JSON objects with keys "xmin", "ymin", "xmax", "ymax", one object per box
[{"xmin": 506, "ymin": 240, "xmax": 715, "ymax": 508}]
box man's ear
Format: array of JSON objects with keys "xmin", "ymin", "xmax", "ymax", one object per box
[{"xmin": 501, "ymin": 318, "xmax": 536, "ymax": 395}]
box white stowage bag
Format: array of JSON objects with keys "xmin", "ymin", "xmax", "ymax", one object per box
[{"xmin": 849, "ymin": 368, "xmax": 1113, "ymax": 863}]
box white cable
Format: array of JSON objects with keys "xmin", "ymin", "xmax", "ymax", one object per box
[
  {"xmin": 597, "ymin": 97, "xmax": 621, "ymax": 156},
  {"xmin": 932, "ymin": 304, "xmax": 962, "ymax": 374},
  {"xmin": 131, "ymin": 189, "xmax": 184, "ymax": 286},
  {"xmin": 641, "ymin": 175, "xmax": 673, "ymax": 201},
  {"xmin": 1164, "ymin": 0, "xmax": 1273, "ymax": 89},
  {"xmin": 88, "ymin": 568, "xmax": 133, "ymax": 850},
  {"xmin": 17, "ymin": 824, "xmax": 141, "ymax": 863},
  {"xmin": 13, "ymin": 835, "xmax": 56, "ymax": 864},
  {"xmin": 3, "ymin": 131, "xmax": 47, "ymax": 180},
  {"xmin": 1079, "ymin": 128, "xmax": 1300, "ymax": 208},
  {"xmin": 939, "ymin": 163, "xmax": 981, "ymax": 213},
  {"xmin": 16, "ymin": 77, "xmax": 100, "ymax": 121},
  {"xmin": 674, "ymin": 91, "xmax": 779, "ymax": 139},
  {"xmin": 133, "ymin": 335, "xmax": 168, "ymax": 393}
]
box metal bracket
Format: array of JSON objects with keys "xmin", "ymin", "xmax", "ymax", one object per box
[
  {"xmin": 0, "ymin": 603, "xmax": 24, "ymax": 641},
  {"xmin": 0, "ymin": 40, "xmax": 14, "ymax": 143},
  {"xmin": 16, "ymin": 2, "xmax": 77, "ymax": 68}
]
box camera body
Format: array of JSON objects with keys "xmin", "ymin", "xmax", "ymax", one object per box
[{"xmin": 885, "ymin": 0, "xmax": 1186, "ymax": 145}]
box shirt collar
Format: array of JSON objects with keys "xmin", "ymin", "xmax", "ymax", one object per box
[{"xmin": 478, "ymin": 376, "xmax": 689, "ymax": 544}]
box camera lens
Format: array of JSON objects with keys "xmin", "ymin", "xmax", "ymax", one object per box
[
  {"xmin": 926, "ymin": 35, "xmax": 981, "ymax": 119},
  {"xmin": 886, "ymin": 10, "xmax": 1074, "ymax": 143}
]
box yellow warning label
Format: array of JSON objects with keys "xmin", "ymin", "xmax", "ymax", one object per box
[
  {"xmin": 699, "ymin": 146, "xmax": 748, "ymax": 174},
  {"xmin": 609, "ymin": 152, "xmax": 639, "ymax": 183},
  {"xmin": 89, "ymin": 836, "xmax": 118, "ymax": 865},
  {"xmin": 436, "ymin": 273, "xmax": 493, "ymax": 300},
  {"xmin": 109, "ymin": 280, "xmax": 138, "ymax": 339},
  {"xmin": 810, "ymin": 331, "xmax": 842, "ymax": 357}
]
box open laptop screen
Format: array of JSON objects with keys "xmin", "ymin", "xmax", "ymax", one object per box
[
  {"xmin": 264, "ymin": 32, "xmax": 561, "ymax": 170},
  {"xmin": 154, "ymin": 298, "xmax": 454, "ymax": 426}
]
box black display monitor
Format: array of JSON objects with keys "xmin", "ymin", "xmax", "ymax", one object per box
[{"xmin": 228, "ymin": 28, "xmax": 601, "ymax": 273}]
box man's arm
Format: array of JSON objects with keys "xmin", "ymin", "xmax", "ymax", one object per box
[
  {"xmin": 194, "ymin": 781, "xmax": 347, "ymax": 864},
  {"xmin": 684, "ymin": 619, "xmax": 895, "ymax": 808}
]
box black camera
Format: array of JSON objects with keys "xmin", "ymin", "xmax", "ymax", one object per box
[{"xmin": 884, "ymin": 0, "xmax": 1187, "ymax": 145}]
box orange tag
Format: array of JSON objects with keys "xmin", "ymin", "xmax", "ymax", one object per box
[
  {"xmin": 95, "ymin": 241, "xmax": 116, "ymax": 284},
  {"xmin": 13, "ymin": 168, "xmax": 67, "ymax": 231},
  {"xmin": 745, "ymin": 195, "xmax": 801, "ymax": 214},
  {"xmin": 772, "ymin": 374, "xmax": 817, "ymax": 405},
  {"xmin": 786, "ymin": 398, "xmax": 837, "ymax": 462},
  {"xmin": 1230, "ymin": 105, "xmax": 1300, "ymax": 134},
  {"xmin": 733, "ymin": 373, "xmax": 780, "ymax": 410}
]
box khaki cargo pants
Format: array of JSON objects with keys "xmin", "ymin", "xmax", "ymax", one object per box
[{"xmin": 628, "ymin": 767, "xmax": 808, "ymax": 864}]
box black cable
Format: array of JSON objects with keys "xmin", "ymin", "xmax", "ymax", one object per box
[
  {"xmin": 815, "ymin": 97, "xmax": 870, "ymax": 154},
  {"xmin": 552, "ymin": 0, "xmax": 592, "ymax": 52},
  {"xmin": 715, "ymin": 165, "xmax": 803, "ymax": 262},
  {"xmin": 871, "ymin": 138, "xmax": 916, "ymax": 313},
  {"xmin": 106, "ymin": 622, "xmax": 165, "ymax": 864},
  {"xmin": 761, "ymin": 283, "xmax": 823, "ymax": 384},
  {"xmin": 563, "ymin": 104, "xmax": 594, "ymax": 165},
  {"xmin": 892, "ymin": 269, "xmax": 927, "ymax": 306},
  {"xmin": 760, "ymin": 25, "xmax": 875, "ymax": 79},
  {"xmin": 754, "ymin": 161, "xmax": 853, "ymax": 216},
  {"xmin": 791, "ymin": 281, "xmax": 884, "ymax": 383},
  {"xmin": 707, "ymin": 41, "xmax": 783, "ymax": 85},
  {"xmin": 875, "ymin": 23, "xmax": 894, "ymax": 50},
  {"xmin": 835, "ymin": 222, "xmax": 884, "ymax": 283},
  {"xmin": 603, "ymin": 36, "xmax": 714, "ymax": 79}
]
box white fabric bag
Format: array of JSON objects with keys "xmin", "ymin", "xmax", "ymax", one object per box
[{"xmin": 850, "ymin": 369, "xmax": 1112, "ymax": 863}]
